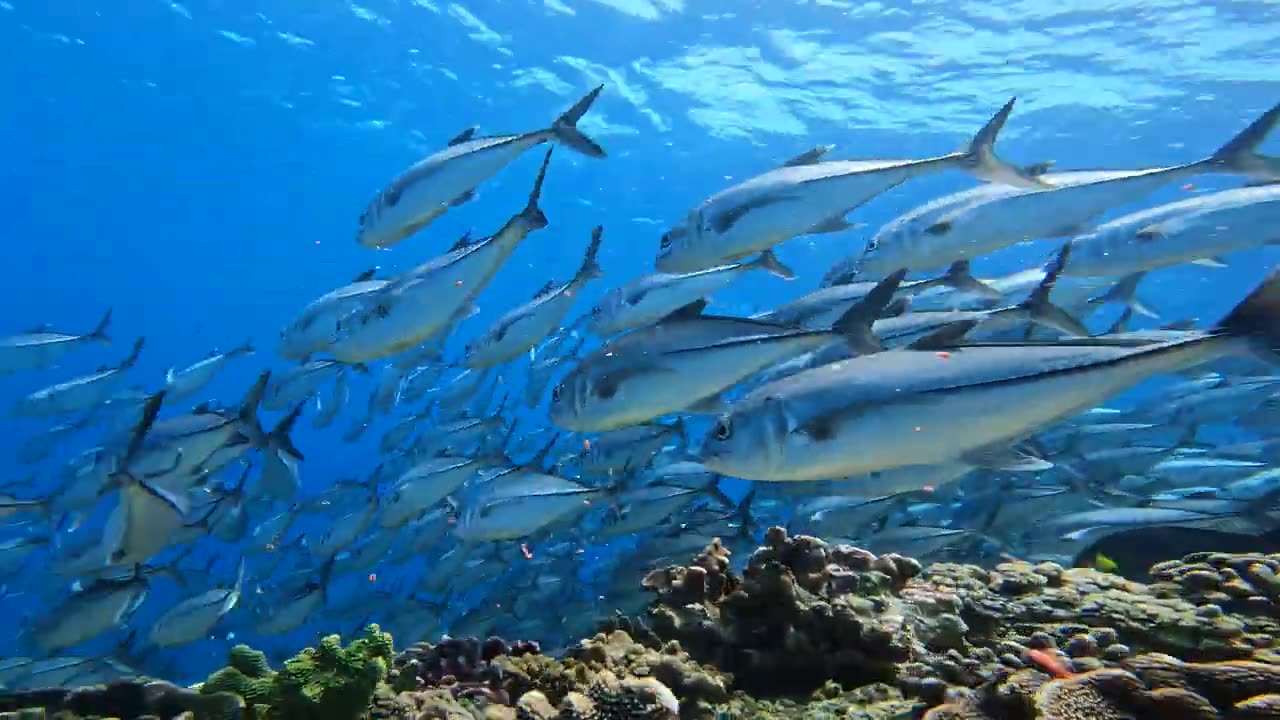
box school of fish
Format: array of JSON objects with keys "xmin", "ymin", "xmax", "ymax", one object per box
[{"xmin": 4, "ymin": 86, "xmax": 1280, "ymax": 688}]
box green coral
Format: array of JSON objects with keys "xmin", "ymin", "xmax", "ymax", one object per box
[
  {"xmin": 273, "ymin": 624, "xmax": 393, "ymax": 720},
  {"xmin": 198, "ymin": 625, "xmax": 394, "ymax": 720},
  {"xmin": 201, "ymin": 644, "xmax": 276, "ymax": 709}
]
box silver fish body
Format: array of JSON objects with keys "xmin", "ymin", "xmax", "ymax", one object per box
[{"xmin": 356, "ymin": 86, "xmax": 604, "ymax": 249}]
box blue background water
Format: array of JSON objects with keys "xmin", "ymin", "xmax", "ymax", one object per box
[{"xmin": 1, "ymin": 0, "xmax": 1278, "ymax": 682}]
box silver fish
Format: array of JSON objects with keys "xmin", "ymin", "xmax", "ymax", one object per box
[
  {"xmin": 379, "ymin": 456, "xmax": 480, "ymax": 529},
  {"xmin": 31, "ymin": 569, "xmax": 149, "ymax": 652},
  {"xmin": 857, "ymin": 102, "xmax": 1280, "ymax": 275},
  {"xmin": 464, "ymin": 225, "xmax": 605, "ymax": 368},
  {"xmin": 279, "ymin": 269, "xmax": 388, "ymax": 361},
  {"xmin": 550, "ymin": 273, "xmax": 900, "ymax": 433},
  {"xmin": 591, "ymin": 250, "xmax": 794, "ymax": 338},
  {"xmin": 164, "ymin": 341, "xmax": 254, "ymax": 401},
  {"xmin": 700, "ymin": 267, "xmax": 1280, "ymax": 481},
  {"xmin": 1066, "ymin": 185, "xmax": 1280, "ymax": 277},
  {"xmin": 0, "ymin": 310, "xmax": 111, "ymax": 375},
  {"xmin": 147, "ymin": 558, "xmax": 245, "ymax": 647},
  {"xmin": 332, "ymin": 150, "xmax": 556, "ymax": 362},
  {"xmin": 13, "ymin": 338, "xmax": 144, "ymax": 418},
  {"xmin": 356, "ymin": 86, "xmax": 604, "ymax": 249},
  {"xmin": 656, "ymin": 99, "xmax": 1044, "ymax": 273}
]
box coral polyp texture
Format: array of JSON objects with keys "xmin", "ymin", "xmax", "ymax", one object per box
[{"xmin": 3, "ymin": 532, "xmax": 1280, "ymax": 719}]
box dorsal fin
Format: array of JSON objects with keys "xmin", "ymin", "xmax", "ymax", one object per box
[
  {"xmin": 783, "ymin": 145, "xmax": 834, "ymax": 167},
  {"xmin": 532, "ymin": 280, "xmax": 557, "ymax": 299},
  {"xmin": 450, "ymin": 231, "xmax": 474, "ymax": 251},
  {"xmin": 661, "ymin": 299, "xmax": 709, "ymax": 322},
  {"xmin": 24, "ymin": 324, "xmax": 53, "ymax": 333},
  {"xmin": 907, "ymin": 320, "xmax": 981, "ymax": 350},
  {"xmin": 447, "ymin": 127, "xmax": 478, "ymax": 146},
  {"xmin": 352, "ymin": 268, "xmax": 378, "ymax": 283}
]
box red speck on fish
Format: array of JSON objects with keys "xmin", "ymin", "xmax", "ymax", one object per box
[
  {"xmin": 447, "ymin": 516, "xmax": 457, "ymax": 524},
  {"xmin": 936, "ymin": 351, "xmax": 952, "ymax": 360},
  {"xmin": 583, "ymin": 439, "xmax": 591, "ymax": 450},
  {"xmin": 1026, "ymin": 649, "xmax": 1074, "ymax": 679},
  {"xmin": 521, "ymin": 543, "xmax": 533, "ymax": 559},
  {"xmin": 1182, "ymin": 183, "xmax": 1196, "ymax": 191},
  {"xmin": 455, "ymin": 280, "xmax": 464, "ymax": 287},
  {"xmin": 368, "ymin": 573, "xmax": 377, "ymax": 583}
]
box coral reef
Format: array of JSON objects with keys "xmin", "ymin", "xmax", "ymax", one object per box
[{"xmin": 6, "ymin": 536, "xmax": 1280, "ymax": 720}]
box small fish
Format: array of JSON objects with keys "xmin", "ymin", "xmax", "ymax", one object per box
[
  {"xmin": 263, "ymin": 359, "xmax": 350, "ymax": 411},
  {"xmin": 590, "ymin": 250, "xmax": 794, "ymax": 338},
  {"xmin": 1092, "ymin": 552, "xmax": 1119, "ymax": 573},
  {"xmin": 0, "ymin": 309, "xmax": 112, "ymax": 375},
  {"xmin": 164, "ymin": 340, "xmax": 254, "ymax": 401},
  {"xmin": 31, "ymin": 568, "xmax": 149, "ymax": 652},
  {"xmin": 356, "ymin": 86, "xmax": 605, "ymax": 249},
  {"xmin": 380, "ymin": 456, "xmax": 481, "ymax": 529},
  {"xmin": 147, "ymin": 558, "xmax": 245, "ymax": 647},
  {"xmin": 13, "ymin": 338, "xmax": 145, "ymax": 418},
  {"xmin": 279, "ymin": 270, "xmax": 389, "ymax": 361},
  {"xmin": 550, "ymin": 272, "xmax": 902, "ymax": 432},
  {"xmin": 464, "ymin": 225, "xmax": 606, "ymax": 368}
]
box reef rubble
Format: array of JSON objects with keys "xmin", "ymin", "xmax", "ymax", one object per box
[{"xmin": 3, "ymin": 528, "xmax": 1280, "ymax": 719}]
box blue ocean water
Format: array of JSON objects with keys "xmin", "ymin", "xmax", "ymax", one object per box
[{"xmin": 1, "ymin": 0, "xmax": 1278, "ymax": 684}]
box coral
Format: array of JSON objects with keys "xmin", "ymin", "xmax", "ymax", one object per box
[
  {"xmin": 642, "ymin": 528, "xmax": 919, "ymax": 697},
  {"xmin": 273, "ymin": 623, "xmax": 394, "ymax": 720},
  {"xmin": 0, "ymin": 678, "xmax": 244, "ymax": 720},
  {"xmin": 199, "ymin": 644, "xmax": 276, "ymax": 708},
  {"xmin": 571, "ymin": 631, "xmax": 729, "ymax": 718}
]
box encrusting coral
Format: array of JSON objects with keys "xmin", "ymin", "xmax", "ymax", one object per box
[{"xmin": 5, "ymin": 534, "xmax": 1280, "ymax": 720}]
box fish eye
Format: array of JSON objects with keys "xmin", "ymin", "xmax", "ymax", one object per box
[
  {"xmin": 866, "ymin": 239, "xmax": 879, "ymax": 252},
  {"xmin": 551, "ymin": 384, "xmax": 563, "ymax": 403},
  {"xmin": 713, "ymin": 417, "xmax": 733, "ymax": 441},
  {"xmin": 660, "ymin": 233, "xmax": 672, "ymax": 250},
  {"xmin": 590, "ymin": 305, "xmax": 601, "ymax": 316}
]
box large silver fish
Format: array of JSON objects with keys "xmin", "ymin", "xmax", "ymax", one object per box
[
  {"xmin": 856, "ymin": 101, "xmax": 1280, "ymax": 275},
  {"xmin": 1065, "ymin": 184, "xmax": 1280, "ymax": 277},
  {"xmin": 164, "ymin": 341, "xmax": 254, "ymax": 401},
  {"xmin": 0, "ymin": 310, "xmax": 112, "ymax": 375},
  {"xmin": 356, "ymin": 86, "xmax": 605, "ymax": 249},
  {"xmin": 278, "ymin": 269, "xmax": 388, "ymax": 361},
  {"xmin": 700, "ymin": 267, "xmax": 1280, "ymax": 481},
  {"xmin": 656, "ymin": 98, "xmax": 1045, "ymax": 273},
  {"xmin": 331, "ymin": 150, "xmax": 556, "ymax": 362},
  {"xmin": 147, "ymin": 558, "xmax": 245, "ymax": 647}
]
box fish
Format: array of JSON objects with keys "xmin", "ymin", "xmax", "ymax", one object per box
[
  {"xmin": 455, "ymin": 474, "xmax": 608, "ymax": 543},
  {"xmin": 30, "ymin": 567, "xmax": 150, "ymax": 652},
  {"xmin": 164, "ymin": 340, "xmax": 254, "ymax": 401},
  {"xmin": 0, "ymin": 309, "xmax": 112, "ymax": 374},
  {"xmin": 13, "ymin": 338, "xmax": 145, "ymax": 418},
  {"xmin": 656, "ymin": 98, "xmax": 1046, "ymax": 273},
  {"xmin": 332, "ymin": 149, "xmax": 556, "ymax": 362},
  {"xmin": 279, "ymin": 270, "xmax": 390, "ymax": 361},
  {"xmin": 312, "ymin": 369, "xmax": 349, "ymax": 429},
  {"xmin": 590, "ymin": 250, "xmax": 794, "ymax": 338},
  {"xmin": 700, "ymin": 265, "xmax": 1280, "ymax": 481},
  {"xmin": 1065, "ymin": 185, "xmax": 1280, "ymax": 278},
  {"xmin": 17, "ymin": 417, "xmax": 90, "ymax": 464},
  {"xmin": 856, "ymin": 101, "xmax": 1280, "ymax": 274},
  {"xmin": 147, "ymin": 558, "xmax": 245, "ymax": 647},
  {"xmin": 263, "ymin": 359, "xmax": 350, "ymax": 411},
  {"xmin": 550, "ymin": 272, "xmax": 900, "ymax": 432},
  {"xmin": 356, "ymin": 86, "xmax": 605, "ymax": 249},
  {"xmin": 464, "ymin": 225, "xmax": 605, "ymax": 368},
  {"xmin": 379, "ymin": 456, "xmax": 481, "ymax": 529}
]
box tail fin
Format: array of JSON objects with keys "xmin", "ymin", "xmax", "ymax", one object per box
[
  {"xmin": 935, "ymin": 259, "xmax": 1002, "ymax": 301},
  {"xmin": 521, "ymin": 148, "xmax": 554, "ymax": 229},
  {"xmin": 575, "ymin": 225, "xmax": 605, "ymax": 283},
  {"xmin": 749, "ymin": 249, "xmax": 796, "ymax": 280},
  {"xmin": 1216, "ymin": 268, "xmax": 1280, "ymax": 356},
  {"xmin": 270, "ymin": 402, "xmax": 306, "ymax": 462},
  {"xmin": 239, "ymin": 371, "xmax": 271, "ymax": 446},
  {"xmin": 550, "ymin": 85, "xmax": 606, "ymax": 158},
  {"xmin": 1088, "ymin": 271, "xmax": 1160, "ymax": 319},
  {"xmin": 833, "ymin": 269, "xmax": 907, "ymax": 354},
  {"xmin": 958, "ymin": 98, "xmax": 1049, "ymax": 189},
  {"xmin": 89, "ymin": 309, "xmax": 113, "ymax": 344},
  {"xmin": 1008, "ymin": 243, "xmax": 1090, "ymax": 337},
  {"xmin": 1207, "ymin": 101, "xmax": 1280, "ymax": 179},
  {"xmin": 118, "ymin": 338, "xmax": 145, "ymax": 370}
]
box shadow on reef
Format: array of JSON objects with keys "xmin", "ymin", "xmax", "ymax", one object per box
[{"xmin": 4, "ymin": 527, "xmax": 1280, "ymax": 719}]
